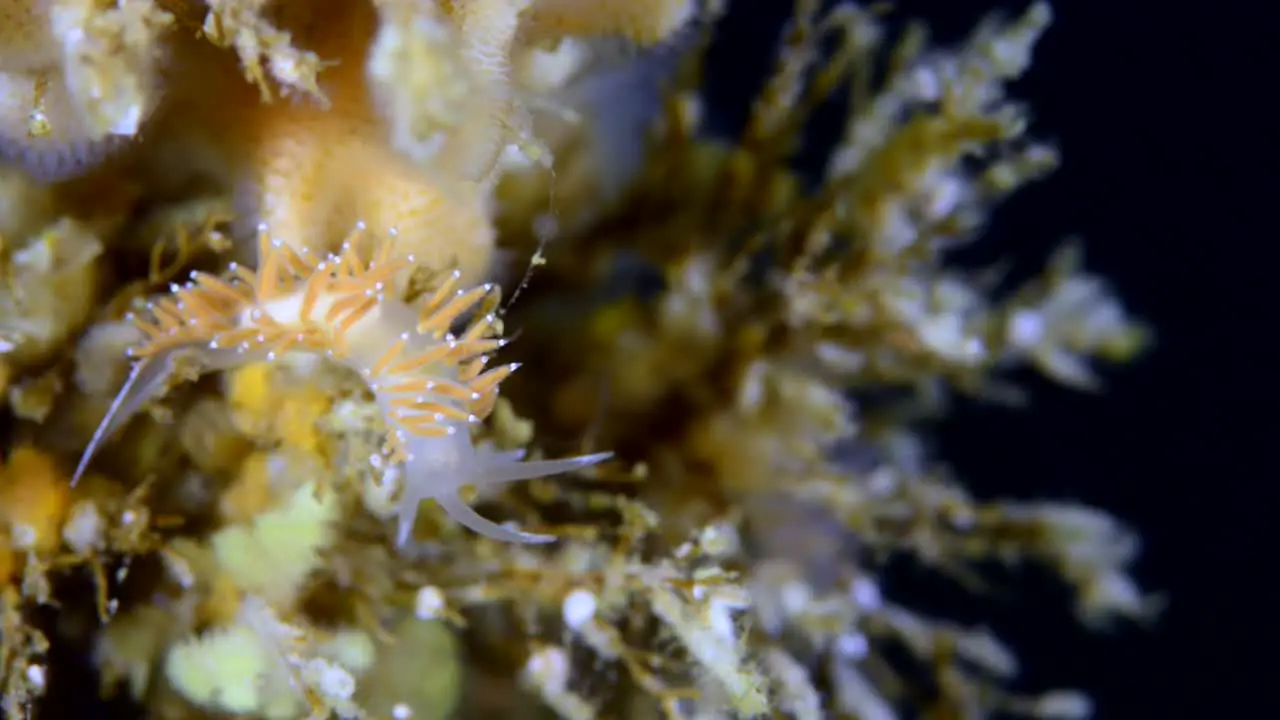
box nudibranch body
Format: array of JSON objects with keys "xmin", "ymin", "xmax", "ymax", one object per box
[{"xmin": 74, "ymin": 226, "xmax": 609, "ymax": 545}]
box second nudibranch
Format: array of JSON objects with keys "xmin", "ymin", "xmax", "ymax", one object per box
[{"xmin": 74, "ymin": 226, "xmax": 610, "ymax": 545}]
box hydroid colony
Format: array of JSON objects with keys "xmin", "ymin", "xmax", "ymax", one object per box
[{"xmin": 0, "ymin": 1, "xmax": 1153, "ymax": 719}]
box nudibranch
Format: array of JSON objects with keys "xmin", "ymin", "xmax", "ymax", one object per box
[{"xmin": 73, "ymin": 225, "xmax": 610, "ymax": 545}]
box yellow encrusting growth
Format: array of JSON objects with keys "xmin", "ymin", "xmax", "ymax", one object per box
[{"xmin": 1, "ymin": 447, "xmax": 71, "ymax": 556}]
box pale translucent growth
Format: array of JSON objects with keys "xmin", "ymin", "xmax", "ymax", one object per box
[
  {"xmin": 9, "ymin": 523, "xmax": 37, "ymax": 550},
  {"xmin": 918, "ymin": 313, "xmax": 985, "ymax": 364},
  {"xmin": 831, "ymin": 656, "xmax": 897, "ymax": 720},
  {"xmin": 1025, "ymin": 690, "xmax": 1093, "ymax": 719},
  {"xmin": 881, "ymin": 604, "xmax": 1018, "ymax": 678},
  {"xmin": 524, "ymin": 646, "xmax": 570, "ymax": 691},
  {"xmin": 646, "ymin": 577, "xmax": 767, "ymax": 716},
  {"xmin": 834, "ymin": 633, "xmax": 869, "ymax": 661},
  {"xmin": 366, "ymin": 1, "xmax": 472, "ymax": 165},
  {"xmin": 166, "ymin": 623, "xmax": 271, "ymax": 715},
  {"xmin": 827, "ymin": 4, "xmax": 1052, "ymax": 180},
  {"xmin": 211, "ymin": 477, "xmax": 339, "ymax": 605},
  {"xmin": 1003, "ymin": 244, "xmax": 1149, "ymax": 389},
  {"xmin": 1007, "ymin": 307, "xmax": 1046, "ymax": 348},
  {"xmin": 523, "ymin": 646, "xmax": 596, "ymax": 720},
  {"xmin": 426, "ymin": 0, "xmax": 533, "ymax": 184},
  {"xmin": 849, "ymin": 576, "xmax": 882, "ymax": 611},
  {"xmin": 301, "ymin": 658, "xmax": 356, "ymax": 702},
  {"xmin": 762, "ymin": 649, "xmax": 822, "ymax": 720},
  {"xmin": 511, "ymin": 38, "xmax": 590, "ymax": 93},
  {"xmin": 0, "ymin": 0, "xmax": 169, "ymax": 179},
  {"xmin": 361, "ymin": 461, "xmax": 401, "ymax": 519},
  {"xmin": 779, "ymin": 580, "xmax": 813, "ymax": 619},
  {"xmin": 166, "ymin": 597, "xmax": 373, "ymax": 718},
  {"xmin": 61, "ymin": 500, "xmax": 105, "ymax": 554},
  {"xmin": 49, "ymin": 0, "xmax": 171, "ymax": 136},
  {"xmin": 0, "ymin": 69, "xmax": 135, "ymax": 180},
  {"xmin": 696, "ymin": 522, "xmax": 740, "ymax": 557},
  {"xmin": 0, "ymin": 218, "xmax": 104, "ymax": 369},
  {"xmin": 200, "ymin": 0, "xmax": 326, "ymax": 101},
  {"xmin": 24, "ymin": 664, "xmax": 46, "ymax": 692}
]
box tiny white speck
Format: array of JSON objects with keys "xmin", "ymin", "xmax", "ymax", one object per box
[
  {"xmin": 25, "ymin": 664, "xmax": 46, "ymax": 690},
  {"xmin": 414, "ymin": 585, "xmax": 446, "ymax": 620},
  {"xmin": 850, "ymin": 576, "xmax": 881, "ymax": 610},
  {"xmin": 562, "ymin": 589, "xmax": 597, "ymax": 630},
  {"xmin": 836, "ymin": 633, "xmax": 870, "ymax": 660}
]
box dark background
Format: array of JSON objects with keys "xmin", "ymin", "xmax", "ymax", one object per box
[{"xmin": 704, "ymin": 0, "xmax": 1269, "ymax": 717}]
